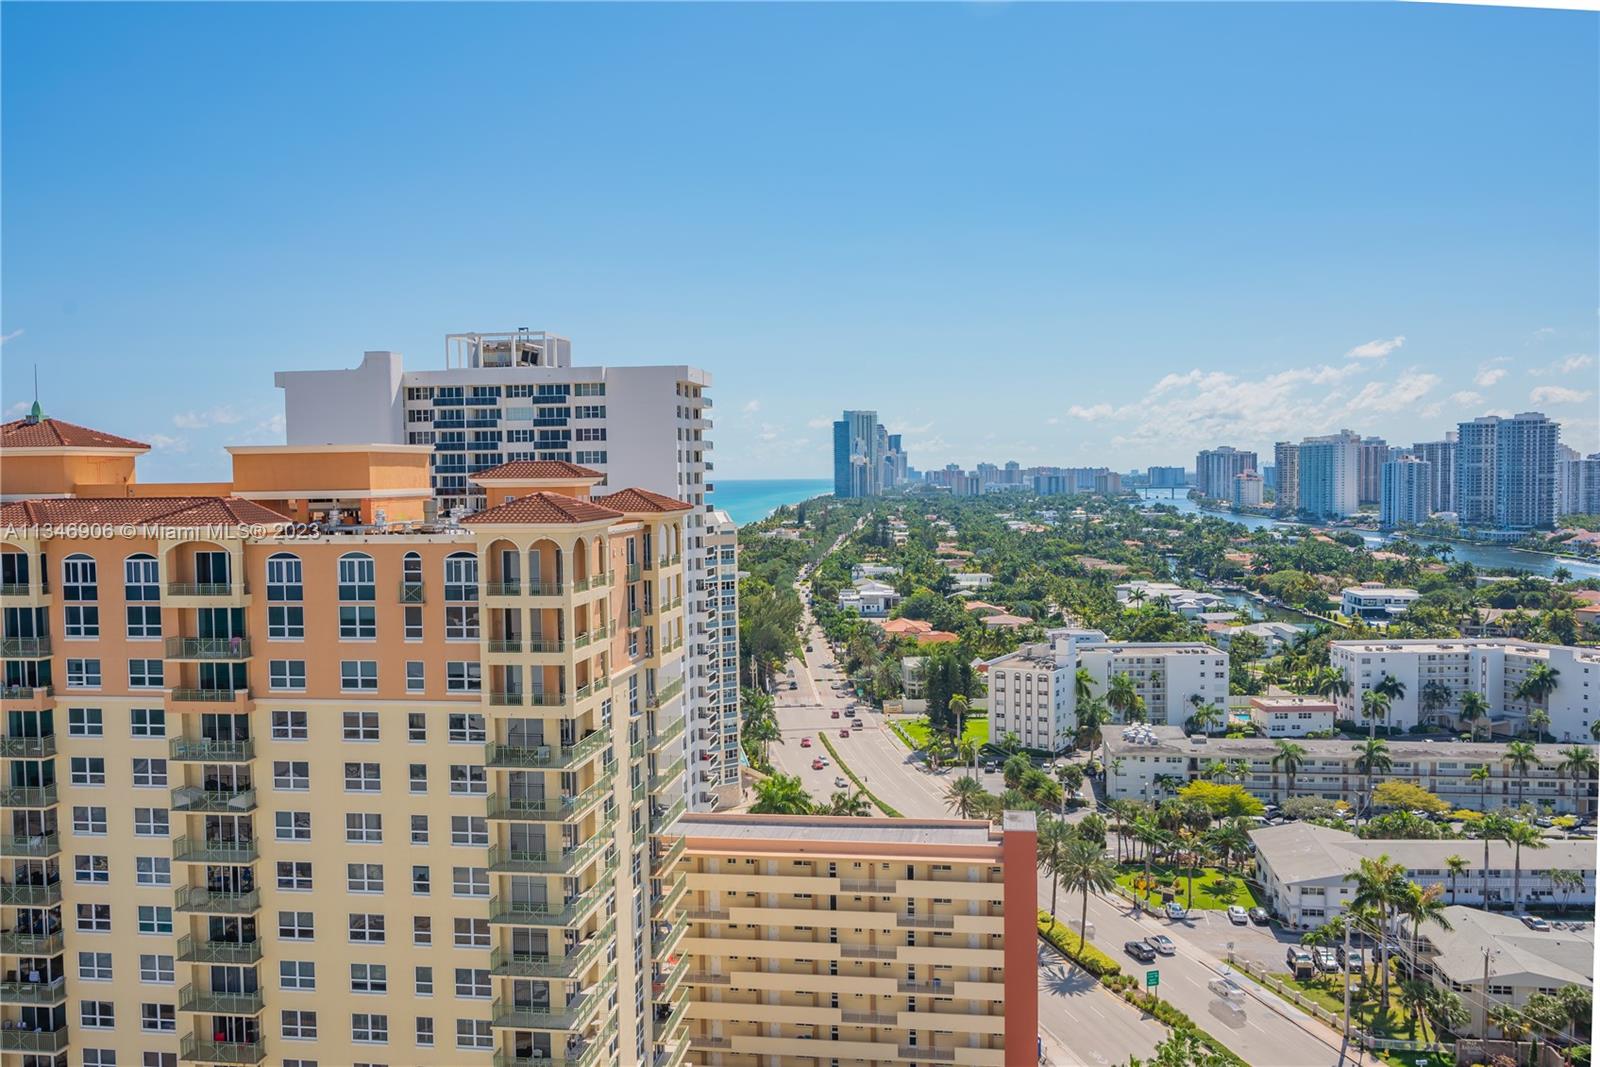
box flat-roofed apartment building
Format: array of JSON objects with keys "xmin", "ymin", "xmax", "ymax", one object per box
[
  {"xmin": 676, "ymin": 812, "xmax": 1038, "ymax": 1067},
  {"xmin": 0, "ymin": 412, "xmax": 693, "ymax": 1067},
  {"xmin": 1328, "ymin": 638, "xmax": 1599, "ymax": 740},
  {"xmin": 1104, "ymin": 725, "xmax": 1595, "ymax": 814}
]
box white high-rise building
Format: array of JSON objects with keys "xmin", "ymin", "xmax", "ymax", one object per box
[
  {"xmin": 1558, "ymin": 451, "xmax": 1600, "ymax": 518},
  {"xmin": 1358, "ymin": 436, "xmax": 1391, "ymax": 505},
  {"xmin": 1410, "ymin": 434, "xmax": 1458, "ymax": 515},
  {"xmin": 1296, "ymin": 430, "xmax": 1361, "ymax": 519},
  {"xmin": 1379, "ymin": 454, "xmax": 1433, "ymax": 527},
  {"xmin": 1233, "ymin": 470, "xmax": 1264, "ymax": 507},
  {"xmin": 698, "ymin": 508, "xmax": 742, "ymax": 808},
  {"xmin": 1194, "ymin": 446, "xmax": 1258, "ymax": 498},
  {"xmin": 275, "ymin": 329, "xmax": 740, "ymax": 809},
  {"xmin": 1273, "ymin": 440, "xmax": 1300, "ymax": 515},
  {"xmin": 1455, "ymin": 412, "xmax": 1561, "ymax": 529}
]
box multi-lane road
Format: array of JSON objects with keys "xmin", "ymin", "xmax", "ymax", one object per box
[{"xmin": 770, "ymin": 589, "xmax": 1357, "ymax": 1067}]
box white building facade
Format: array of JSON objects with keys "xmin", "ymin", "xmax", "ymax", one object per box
[
  {"xmin": 1296, "ymin": 430, "xmax": 1361, "ymax": 519},
  {"xmin": 1379, "ymin": 454, "xmax": 1433, "ymax": 527},
  {"xmin": 1339, "ymin": 582, "xmax": 1421, "ymax": 622}
]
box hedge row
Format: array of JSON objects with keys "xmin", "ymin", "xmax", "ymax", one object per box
[
  {"xmin": 1036, "ymin": 912, "xmax": 1121, "ymax": 977},
  {"xmin": 818, "ymin": 733, "xmax": 904, "ymax": 818},
  {"xmin": 1036, "ymin": 911, "xmax": 1248, "ymax": 1067}
]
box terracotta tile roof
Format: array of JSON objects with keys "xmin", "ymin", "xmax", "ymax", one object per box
[
  {"xmin": 459, "ymin": 492, "xmax": 622, "ymax": 526},
  {"xmin": 0, "ymin": 497, "xmax": 290, "ymax": 530},
  {"xmin": 591, "ymin": 487, "xmax": 694, "ymax": 514},
  {"xmin": 879, "ymin": 618, "xmax": 934, "ymax": 635},
  {"xmin": 1, "ymin": 417, "xmax": 149, "ymax": 451},
  {"xmin": 469, "ymin": 460, "xmax": 602, "ymax": 482}
]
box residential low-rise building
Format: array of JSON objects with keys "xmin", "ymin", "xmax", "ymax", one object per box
[
  {"xmin": 677, "ymin": 811, "xmax": 1038, "ymax": 1066},
  {"xmin": 1232, "ymin": 470, "xmax": 1264, "ymax": 508},
  {"xmin": 1103, "ymin": 726, "xmax": 1594, "ymax": 813},
  {"xmin": 1329, "ymin": 637, "xmax": 1600, "ymax": 739},
  {"xmin": 1247, "ymin": 696, "xmax": 1336, "ymax": 737},
  {"xmin": 851, "ymin": 562, "xmax": 900, "ymax": 581},
  {"xmin": 951, "ymin": 572, "xmax": 994, "ymax": 593},
  {"xmin": 1206, "ymin": 621, "xmax": 1304, "ymax": 656},
  {"xmin": 1415, "ymin": 907, "xmax": 1594, "ymax": 1038},
  {"xmin": 837, "ymin": 579, "xmax": 900, "ymax": 618},
  {"xmin": 1250, "ymin": 823, "xmax": 1595, "ymax": 929},
  {"xmin": 1339, "ymin": 582, "xmax": 1421, "ymax": 622},
  {"xmin": 1112, "ymin": 581, "xmax": 1228, "ymax": 618}
]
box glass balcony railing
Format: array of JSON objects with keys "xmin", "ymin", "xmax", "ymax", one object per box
[
  {"xmin": 0, "ymin": 975, "xmax": 66, "ymax": 1006},
  {"xmin": 178, "ymin": 984, "xmax": 265, "ymax": 1015},
  {"xmin": 0, "ymin": 735, "xmax": 55, "ymax": 757},
  {"xmin": 0, "ymin": 881, "xmax": 62, "ymax": 906},
  {"xmin": 489, "ymin": 917, "xmax": 615, "ymax": 978},
  {"xmin": 176, "ymin": 935, "xmax": 262, "ymax": 965},
  {"xmin": 0, "ymin": 636, "xmax": 49, "ymax": 657},
  {"xmin": 486, "ymin": 775, "xmax": 613, "ymax": 822},
  {"xmin": 0, "ymin": 833, "xmax": 59, "ymax": 858},
  {"xmin": 178, "ymin": 1034, "xmax": 265, "ymax": 1064},
  {"xmin": 170, "ymin": 737, "xmax": 254, "ymax": 762},
  {"xmin": 173, "ymin": 836, "xmax": 258, "ymax": 864},
  {"xmin": 172, "ymin": 787, "xmax": 256, "ymax": 814},
  {"xmin": 484, "ymin": 729, "xmax": 607, "ymax": 770},
  {"xmin": 165, "ymin": 636, "xmax": 252, "ymax": 660},
  {"xmin": 493, "ymin": 1019, "xmax": 617, "ymax": 1067},
  {"xmin": 0, "ymin": 784, "xmax": 56, "ymax": 808},
  {"xmin": 0, "ymin": 1027, "xmax": 69, "ymax": 1053},
  {"xmin": 174, "ymin": 886, "xmax": 261, "ymax": 914},
  {"xmin": 487, "ymin": 882, "xmax": 610, "ymax": 928}
]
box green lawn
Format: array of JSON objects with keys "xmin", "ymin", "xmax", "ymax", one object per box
[
  {"xmin": 893, "ymin": 715, "xmax": 988, "ymax": 751},
  {"xmin": 1115, "ymin": 864, "xmax": 1259, "ymax": 910},
  {"xmin": 1268, "ymin": 966, "xmax": 1437, "ymax": 1043}
]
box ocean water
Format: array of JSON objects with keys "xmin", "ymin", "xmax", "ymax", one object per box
[{"xmin": 712, "ymin": 479, "xmax": 834, "ymax": 526}]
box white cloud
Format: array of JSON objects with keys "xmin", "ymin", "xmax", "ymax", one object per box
[
  {"xmin": 1473, "ymin": 367, "xmax": 1507, "ymax": 387},
  {"xmin": 1530, "ymin": 385, "xmax": 1593, "ymax": 405},
  {"xmin": 1528, "ymin": 327, "xmax": 1556, "ymax": 343},
  {"xmin": 741, "ymin": 399, "xmax": 762, "ymax": 415},
  {"xmin": 1557, "ymin": 354, "xmax": 1594, "ymax": 374},
  {"xmin": 5, "ymin": 401, "xmax": 30, "ymax": 418},
  {"xmin": 0, "ymin": 329, "xmax": 23, "ymax": 346},
  {"xmin": 1345, "ymin": 335, "xmax": 1405, "ymax": 360},
  {"xmin": 1066, "ymin": 403, "xmax": 1117, "ymax": 421},
  {"xmin": 173, "ymin": 406, "xmax": 243, "ymax": 430},
  {"xmin": 1345, "ymin": 371, "xmax": 1440, "ymax": 415},
  {"xmin": 805, "ymin": 417, "xmax": 831, "ymax": 429},
  {"xmin": 146, "ymin": 433, "xmax": 187, "ymax": 453},
  {"xmin": 1449, "ymin": 391, "xmax": 1484, "ymax": 407},
  {"xmin": 887, "ymin": 419, "xmax": 934, "ymax": 436},
  {"xmin": 1101, "ymin": 363, "xmax": 1371, "ymax": 450}
]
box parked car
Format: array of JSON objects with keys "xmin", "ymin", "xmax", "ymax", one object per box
[
  {"xmin": 788, "ymin": 681, "xmax": 798, "ymax": 690},
  {"xmin": 805, "ymin": 644, "xmax": 813, "ymax": 652},
  {"xmin": 1286, "ymin": 947, "xmax": 1316, "ymax": 979},
  {"xmin": 1313, "ymin": 947, "xmax": 1339, "ymax": 973},
  {"xmin": 1145, "ymin": 935, "xmax": 1176, "ymax": 956},
  {"xmin": 839, "ymin": 729, "xmax": 850, "ymax": 738},
  {"xmin": 1337, "ymin": 946, "xmax": 1366, "ymax": 971},
  {"xmin": 1208, "ymin": 975, "xmax": 1247, "ymax": 1004},
  {"xmin": 1165, "ymin": 902, "xmax": 1188, "ymax": 921},
  {"xmin": 830, "ymin": 710, "xmax": 841, "ymax": 719},
  {"xmin": 852, "ymin": 719, "xmax": 864, "ymax": 729},
  {"xmin": 1124, "ymin": 940, "xmax": 1158, "ymax": 963},
  {"xmin": 811, "ymin": 758, "xmax": 825, "ymax": 770},
  {"xmin": 983, "ymin": 761, "xmax": 997, "ymax": 773},
  {"xmin": 834, "ymin": 776, "xmax": 849, "ymax": 789},
  {"xmin": 1248, "ymin": 907, "xmax": 1270, "ymax": 926},
  {"xmin": 1521, "ymin": 915, "xmax": 1551, "ymax": 931},
  {"xmin": 1226, "ymin": 905, "xmax": 1249, "ymax": 925},
  {"xmin": 800, "ymin": 737, "xmax": 812, "ymax": 748}
]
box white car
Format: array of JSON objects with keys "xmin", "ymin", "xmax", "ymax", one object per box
[{"xmin": 1226, "ymin": 905, "xmax": 1249, "ymax": 925}]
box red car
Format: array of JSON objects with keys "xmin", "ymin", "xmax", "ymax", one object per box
[
  {"xmin": 799, "ymin": 737, "xmax": 812, "ymax": 748},
  {"xmin": 830, "ymin": 710, "xmax": 841, "ymax": 719},
  {"xmin": 811, "ymin": 758, "xmax": 825, "ymax": 770},
  {"xmin": 838, "ymin": 728, "xmax": 850, "ymax": 738}
]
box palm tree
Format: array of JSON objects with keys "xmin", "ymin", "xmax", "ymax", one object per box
[
  {"xmin": 1513, "ymin": 662, "xmax": 1560, "ymax": 727},
  {"xmin": 1074, "ymin": 667, "xmax": 1096, "ymax": 708},
  {"xmin": 1479, "ymin": 811, "xmax": 1515, "ymax": 909},
  {"xmin": 1106, "ymin": 673, "xmax": 1139, "ymax": 723},
  {"xmin": 1488, "ymin": 1003, "xmax": 1530, "ymax": 1053},
  {"xmin": 1036, "ymin": 816, "xmax": 1076, "ymax": 919},
  {"xmin": 750, "ymin": 773, "xmax": 814, "ymax": 814},
  {"xmin": 1374, "ymin": 672, "xmax": 1407, "ymax": 707},
  {"xmin": 827, "ymin": 790, "xmax": 871, "ymax": 816},
  {"xmin": 1502, "ymin": 741, "xmax": 1540, "ymax": 808},
  {"xmin": 742, "ymin": 709, "xmax": 782, "ymax": 770},
  {"xmin": 1418, "ymin": 680, "xmax": 1451, "ymax": 728},
  {"xmin": 1204, "ymin": 758, "xmax": 1231, "ymax": 783},
  {"xmin": 1556, "ymin": 744, "xmax": 1597, "ymax": 820},
  {"xmin": 1315, "ymin": 669, "xmax": 1352, "ymax": 703},
  {"xmin": 1444, "ymin": 854, "xmax": 1468, "ymax": 905},
  {"xmin": 1205, "ymin": 819, "xmax": 1251, "ymax": 874},
  {"xmin": 1549, "ymin": 868, "xmax": 1583, "ymax": 914},
  {"xmin": 1591, "ymin": 719, "xmax": 1600, "ymax": 743},
  {"xmin": 1458, "ymin": 690, "xmax": 1489, "ymax": 740},
  {"xmin": 1227, "ymin": 758, "xmax": 1251, "ymax": 786},
  {"xmin": 1188, "ymin": 703, "xmax": 1224, "ymax": 736},
  {"xmin": 1345, "ymin": 854, "xmax": 1408, "ymax": 1010},
  {"xmin": 1398, "ymin": 980, "xmax": 1436, "ymax": 1041},
  {"xmin": 1272, "ymin": 740, "xmax": 1307, "ymax": 803},
  {"xmin": 1526, "ymin": 707, "xmax": 1552, "ymax": 742},
  {"xmin": 1352, "ymin": 738, "xmax": 1392, "ymax": 824},
  {"xmin": 1397, "ymin": 882, "xmax": 1453, "ymax": 978},
  {"xmin": 1501, "ymin": 818, "xmax": 1549, "ymax": 913},
  {"xmin": 1360, "ymin": 689, "xmax": 1392, "ymax": 739},
  {"xmin": 1058, "ymin": 837, "xmax": 1118, "ymax": 954},
  {"xmin": 956, "ymin": 736, "xmax": 980, "ymax": 780},
  {"xmin": 944, "ymin": 776, "xmax": 987, "ymax": 819}
]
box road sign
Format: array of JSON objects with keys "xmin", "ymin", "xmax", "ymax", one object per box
[{"xmin": 1146, "ymin": 970, "xmax": 1159, "ymax": 988}]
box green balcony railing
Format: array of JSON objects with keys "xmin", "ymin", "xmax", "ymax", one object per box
[
  {"xmin": 168, "ymin": 688, "xmax": 249, "ymax": 705},
  {"xmin": 0, "ymin": 735, "xmax": 55, "ymax": 758},
  {"xmin": 0, "ymin": 784, "xmax": 56, "ymax": 808},
  {"xmin": 487, "ymin": 830, "xmax": 610, "ymax": 876},
  {"xmin": 0, "ymin": 881, "xmax": 62, "ymax": 906},
  {"xmin": 166, "ymin": 582, "xmax": 236, "ymax": 597},
  {"xmin": 487, "ymin": 775, "xmax": 614, "ymax": 822},
  {"xmin": 494, "ymin": 1019, "xmax": 617, "ymax": 1067},
  {"xmin": 0, "ymin": 975, "xmax": 66, "ymax": 1006},
  {"xmin": 489, "ymin": 918, "xmax": 616, "ymax": 977},
  {"xmin": 626, "ymin": 563, "xmax": 642, "ymax": 583},
  {"xmin": 525, "ymin": 636, "xmax": 565, "ymax": 654},
  {"xmin": 0, "ymin": 636, "xmax": 49, "ymax": 657},
  {"xmin": 165, "ymin": 636, "xmax": 252, "ymax": 660},
  {"xmin": 0, "ymin": 930, "xmax": 63, "ymax": 955},
  {"xmin": 174, "ymin": 885, "xmax": 260, "ymax": 914},
  {"xmin": 652, "ymin": 833, "xmax": 686, "ymax": 873},
  {"xmin": 487, "ymin": 882, "xmax": 610, "ymax": 929},
  {"xmin": 527, "ymin": 580, "xmax": 564, "ymax": 597},
  {"xmin": 650, "ymin": 796, "xmax": 687, "ymax": 835},
  {"xmin": 172, "ymin": 787, "xmax": 256, "ymax": 814},
  {"xmin": 169, "ymin": 737, "xmax": 254, "ymax": 762},
  {"xmin": 0, "ymin": 833, "xmax": 59, "ymax": 858},
  {"xmin": 527, "ymin": 690, "xmax": 570, "ymax": 708},
  {"xmin": 176, "ymin": 934, "xmax": 262, "ymax": 964},
  {"xmin": 647, "ymin": 678, "xmax": 684, "ymax": 710},
  {"xmin": 0, "ymin": 1027, "xmax": 70, "ymax": 1053},
  {"xmin": 490, "ymin": 969, "xmax": 615, "ymax": 1031},
  {"xmin": 178, "ymin": 984, "xmax": 265, "ymax": 1015},
  {"xmin": 484, "ymin": 729, "xmax": 607, "ymax": 770},
  {"xmin": 649, "ymin": 758, "xmax": 685, "ymax": 792},
  {"xmin": 485, "ymin": 580, "xmax": 522, "ymax": 597},
  {"xmin": 650, "ymin": 875, "xmax": 688, "ymax": 922},
  {"xmin": 648, "ymin": 715, "xmax": 685, "ymax": 753},
  {"xmin": 172, "ymin": 836, "xmax": 258, "ymax": 864},
  {"xmin": 179, "ymin": 1034, "xmax": 266, "ymax": 1065}
]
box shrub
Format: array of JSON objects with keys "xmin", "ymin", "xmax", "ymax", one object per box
[{"xmin": 1036, "ymin": 912, "xmax": 1122, "ymax": 977}]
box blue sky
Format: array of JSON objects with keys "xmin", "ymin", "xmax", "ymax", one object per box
[{"xmin": 4, "ymin": 2, "xmax": 1596, "ymax": 480}]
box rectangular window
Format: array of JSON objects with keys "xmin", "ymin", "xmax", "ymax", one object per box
[
  {"xmin": 276, "ymin": 811, "xmax": 312, "ymax": 841},
  {"xmin": 138, "ymin": 954, "xmax": 174, "ymax": 984},
  {"xmin": 272, "ymin": 710, "xmax": 309, "ymax": 740},
  {"xmin": 451, "ymin": 867, "xmax": 489, "ymax": 898},
  {"xmin": 448, "ymin": 764, "xmax": 486, "ymax": 795},
  {"xmin": 453, "ymin": 968, "xmax": 491, "ymax": 998},
  {"xmin": 279, "ymin": 911, "xmax": 315, "ymax": 940},
  {"xmin": 413, "ymin": 915, "xmax": 433, "ymax": 946},
  {"xmin": 71, "ymin": 756, "xmax": 106, "ymax": 785},
  {"xmin": 282, "ymin": 1009, "xmax": 318, "ymax": 1039},
  {"xmin": 79, "ymin": 952, "xmax": 113, "ymax": 981},
  {"xmin": 450, "ymin": 815, "xmax": 488, "ymax": 847},
  {"xmin": 446, "ymin": 713, "xmax": 485, "ymax": 743},
  {"xmin": 135, "ymin": 856, "xmax": 171, "ymax": 886},
  {"xmin": 270, "ymin": 660, "xmax": 307, "ymax": 691},
  {"xmin": 416, "ymin": 1016, "xmax": 435, "ymax": 1047},
  {"xmin": 404, "ymin": 606, "xmax": 423, "ymax": 640},
  {"xmin": 456, "ymin": 1019, "xmax": 494, "ymax": 1050},
  {"xmin": 277, "ymin": 861, "xmax": 313, "ymax": 891},
  {"xmin": 445, "ymin": 661, "xmax": 481, "ymax": 692},
  {"xmin": 69, "ymin": 708, "xmax": 104, "ymax": 736},
  {"xmin": 350, "ymin": 963, "xmax": 388, "ymax": 993},
  {"xmin": 131, "ymin": 757, "xmax": 168, "ymax": 787},
  {"xmin": 351, "ymin": 1013, "xmax": 389, "ymax": 1044},
  {"xmin": 66, "ymin": 659, "xmax": 102, "ymax": 688},
  {"xmin": 406, "ymin": 661, "xmax": 425, "ymax": 692},
  {"xmin": 339, "ymin": 605, "xmax": 377, "ymax": 640},
  {"xmin": 342, "ymin": 711, "xmax": 380, "ymax": 741},
  {"xmin": 130, "ymin": 708, "xmax": 166, "ymax": 737},
  {"xmin": 136, "ymin": 905, "xmax": 173, "ymax": 934},
  {"xmin": 268, "ymin": 604, "xmax": 305, "ymax": 640},
  {"xmin": 340, "ymin": 660, "xmax": 379, "ymax": 691},
  {"xmin": 274, "ymin": 760, "xmax": 310, "ymax": 791},
  {"xmin": 407, "ymin": 713, "xmax": 427, "ymax": 742},
  {"xmin": 453, "ymin": 918, "xmax": 490, "ymax": 948},
  {"xmin": 349, "ymin": 914, "xmax": 385, "ymax": 943},
  {"xmin": 140, "ymin": 1002, "xmax": 176, "ymax": 1032},
  {"xmin": 75, "ymin": 854, "xmax": 109, "ymax": 883},
  {"xmin": 344, "ymin": 762, "xmax": 381, "ymax": 792},
  {"xmin": 280, "ymin": 961, "xmax": 316, "ymax": 991},
  {"xmin": 347, "ymin": 863, "xmax": 384, "ymax": 893},
  {"xmin": 128, "ymin": 659, "xmax": 164, "ymax": 689},
  {"xmin": 414, "ymin": 966, "xmax": 434, "ymax": 996},
  {"xmin": 73, "ymin": 806, "xmax": 108, "ymax": 835},
  {"xmin": 346, "ymin": 813, "xmax": 382, "ymax": 843},
  {"xmin": 133, "ymin": 808, "xmax": 169, "ymax": 836},
  {"xmin": 81, "ymin": 1000, "xmax": 115, "ymax": 1028}
]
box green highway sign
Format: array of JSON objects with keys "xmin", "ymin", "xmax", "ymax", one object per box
[{"xmin": 1146, "ymin": 970, "xmax": 1159, "ymax": 988}]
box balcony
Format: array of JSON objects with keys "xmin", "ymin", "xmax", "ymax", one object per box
[
  {"xmin": 654, "ymin": 918, "xmax": 687, "ymax": 959},
  {"xmin": 485, "ymin": 580, "xmax": 523, "ymax": 597},
  {"xmin": 648, "ymin": 678, "xmax": 685, "ymax": 710},
  {"xmin": 494, "ymin": 1020, "xmax": 616, "ymax": 1067},
  {"xmin": 0, "ymin": 686, "xmax": 52, "ymax": 709},
  {"xmin": 0, "ymin": 975, "xmax": 66, "ymax": 1006},
  {"xmin": 572, "ymin": 573, "xmax": 613, "ymax": 593},
  {"xmin": 176, "ymin": 935, "xmax": 262, "ymax": 965},
  {"xmin": 399, "ymin": 581, "xmax": 426, "ymax": 603},
  {"xmin": 165, "ymin": 637, "xmax": 252, "ymax": 660},
  {"xmin": 179, "ymin": 1035, "xmax": 266, "ymax": 1065},
  {"xmin": 0, "ymin": 735, "xmax": 55, "ymax": 758},
  {"xmin": 173, "ymin": 836, "xmax": 258, "ymax": 864},
  {"xmin": 488, "ymin": 883, "xmax": 609, "ymax": 928},
  {"xmin": 628, "ymin": 609, "xmax": 643, "ymax": 629},
  {"xmin": 0, "ymin": 930, "xmax": 63, "ymax": 955},
  {"xmin": 652, "ymin": 834, "xmax": 686, "ymax": 872},
  {"xmin": 0, "ymin": 1027, "xmax": 69, "ymax": 1053},
  {"xmin": 172, "ymin": 786, "xmax": 257, "ymax": 814},
  {"xmin": 0, "ymin": 581, "xmax": 46, "ymax": 599},
  {"xmin": 650, "ymin": 797, "xmax": 686, "ymax": 834},
  {"xmin": 484, "ymin": 729, "xmax": 608, "ymax": 770},
  {"xmin": 170, "ymin": 737, "xmax": 254, "ymax": 763},
  {"xmin": 648, "ymin": 715, "xmax": 685, "ymax": 754},
  {"xmin": 0, "ymin": 637, "xmax": 49, "ymax": 658},
  {"xmin": 650, "ymin": 876, "xmax": 687, "ymax": 922},
  {"xmin": 489, "ymin": 917, "xmax": 615, "ymax": 977},
  {"xmin": 0, "ymin": 834, "xmax": 59, "ymax": 858},
  {"xmin": 649, "ymin": 758, "xmax": 685, "ymax": 792},
  {"xmin": 626, "ymin": 563, "xmax": 642, "ymax": 583},
  {"xmin": 178, "ymin": 984, "xmax": 265, "ymax": 1015},
  {"xmin": 0, "ymin": 784, "xmax": 56, "ymax": 808},
  {"xmin": 490, "ymin": 971, "xmax": 613, "ymax": 1031},
  {"xmin": 167, "ymin": 688, "xmax": 252, "ymax": 709},
  {"xmin": 0, "ymin": 881, "xmax": 62, "ymax": 906},
  {"xmin": 897, "ymin": 914, "xmax": 956, "ymax": 930},
  {"xmin": 487, "ymin": 831, "xmax": 610, "ymax": 875},
  {"xmin": 572, "ymin": 626, "xmax": 609, "ymax": 649},
  {"xmin": 166, "ymin": 582, "xmax": 239, "ymax": 598},
  {"xmin": 486, "ymin": 775, "xmax": 613, "ymax": 822},
  {"xmin": 175, "ymin": 886, "xmax": 261, "ymax": 914}
]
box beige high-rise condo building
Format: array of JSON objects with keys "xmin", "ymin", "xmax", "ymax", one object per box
[{"xmin": 0, "ymin": 411, "xmax": 694, "ymax": 1067}]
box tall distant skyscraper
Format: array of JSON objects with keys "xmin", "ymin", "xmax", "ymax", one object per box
[
  {"xmin": 1194, "ymin": 446, "xmax": 1258, "ymax": 498},
  {"xmin": 1147, "ymin": 465, "xmax": 1187, "ymax": 488},
  {"xmin": 1455, "ymin": 412, "xmax": 1561, "ymax": 529},
  {"xmin": 1410, "ymin": 434, "xmax": 1458, "ymax": 515},
  {"xmin": 1380, "ymin": 454, "xmax": 1433, "ymax": 527},
  {"xmin": 1273, "ymin": 441, "xmax": 1300, "ymax": 516},
  {"xmin": 1296, "ymin": 430, "xmax": 1361, "ymax": 519},
  {"xmin": 832, "ymin": 410, "xmax": 904, "ymax": 497},
  {"xmin": 1559, "ymin": 451, "xmax": 1600, "ymax": 517},
  {"xmin": 1357, "ymin": 436, "xmax": 1390, "ymax": 505}
]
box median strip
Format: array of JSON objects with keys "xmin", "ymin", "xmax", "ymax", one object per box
[{"xmin": 817, "ymin": 732, "xmax": 903, "ymax": 818}]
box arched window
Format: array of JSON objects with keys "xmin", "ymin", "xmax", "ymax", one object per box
[
  {"xmin": 62, "ymin": 553, "xmax": 99, "ymax": 638},
  {"xmin": 338, "ymin": 552, "xmax": 376, "ymax": 639},
  {"xmin": 266, "ymin": 553, "xmax": 304, "ymax": 640},
  {"xmin": 443, "ymin": 552, "xmax": 479, "ymax": 640},
  {"xmin": 124, "ymin": 554, "xmax": 161, "ymax": 639}
]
